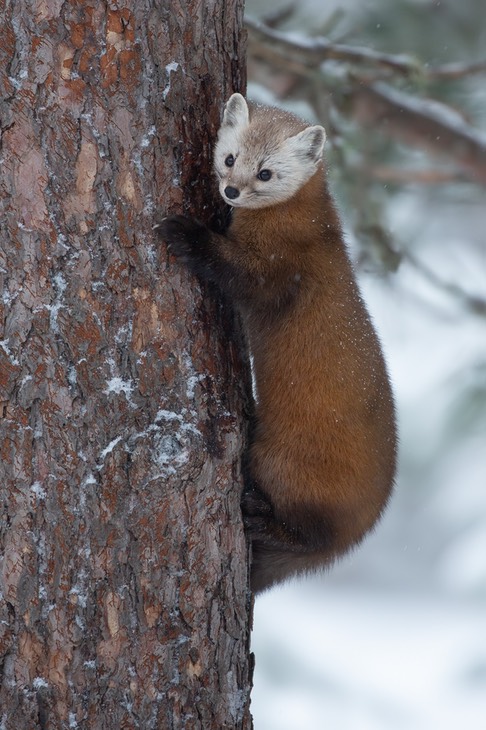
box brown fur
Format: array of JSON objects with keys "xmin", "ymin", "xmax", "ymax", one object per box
[
  {"xmin": 232, "ymin": 167, "xmax": 396, "ymax": 591},
  {"xmin": 157, "ymin": 103, "xmax": 397, "ymax": 593}
]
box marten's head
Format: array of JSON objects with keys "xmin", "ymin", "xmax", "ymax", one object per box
[{"xmin": 214, "ymin": 93, "xmax": 326, "ymax": 210}]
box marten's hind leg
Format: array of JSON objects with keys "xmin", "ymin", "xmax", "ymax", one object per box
[{"xmin": 242, "ymin": 484, "xmax": 335, "ymax": 593}]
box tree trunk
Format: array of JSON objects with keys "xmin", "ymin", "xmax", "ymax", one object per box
[{"xmin": 0, "ymin": 1, "xmax": 252, "ymax": 728}]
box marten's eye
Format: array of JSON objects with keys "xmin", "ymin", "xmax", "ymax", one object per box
[
  {"xmin": 257, "ymin": 169, "xmax": 272, "ymax": 181},
  {"xmin": 225, "ymin": 155, "xmax": 235, "ymax": 167}
]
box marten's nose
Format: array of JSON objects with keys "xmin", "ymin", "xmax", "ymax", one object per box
[{"xmin": 224, "ymin": 186, "xmax": 240, "ymax": 200}]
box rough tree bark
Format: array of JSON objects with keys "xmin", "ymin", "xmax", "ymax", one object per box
[{"xmin": 0, "ymin": 1, "xmax": 252, "ymax": 728}]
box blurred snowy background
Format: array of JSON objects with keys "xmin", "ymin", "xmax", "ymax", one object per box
[{"xmin": 245, "ymin": 0, "xmax": 486, "ymax": 727}]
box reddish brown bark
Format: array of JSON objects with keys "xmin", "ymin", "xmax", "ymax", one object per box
[{"xmin": 0, "ymin": 1, "xmax": 252, "ymax": 727}]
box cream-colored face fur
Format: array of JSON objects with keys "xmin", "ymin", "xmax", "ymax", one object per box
[{"xmin": 214, "ymin": 93, "xmax": 326, "ymax": 209}]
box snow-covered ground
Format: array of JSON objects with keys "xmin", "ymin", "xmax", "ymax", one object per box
[{"xmin": 252, "ymin": 585, "xmax": 486, "ymax": 730}]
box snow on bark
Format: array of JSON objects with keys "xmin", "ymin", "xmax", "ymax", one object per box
[{"xmin": 0, "ymin": 1, "xmax": 252, "ymax": 728}]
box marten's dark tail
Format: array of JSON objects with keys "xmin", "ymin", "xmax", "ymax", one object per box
[{"xmin": 249, "ymin": 542, "xmax": 337, "ymax": 593}]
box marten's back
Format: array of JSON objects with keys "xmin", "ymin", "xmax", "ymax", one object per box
[{"xmin": 228, "ymin": 160, "xmax": 396, "ymax": 589}]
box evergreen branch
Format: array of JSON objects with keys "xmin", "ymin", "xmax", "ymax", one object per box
[
  {"xmin": 246, "ymin": 16, "xmax": 486, "ymax": 80},
  {"xmin": 246, "ymin": 17, "xmax": 486, "ymax": 185},
  {"xmin": 246, "ymin": 16, "xmax": 422, "ymax": 76},
  {"xmin": 346, "ymin": 82, "xmax": 486, "ymax": 185},
  {"xmin": 426, "ymin": 59, "xmax": 486, "ymax": 80}
]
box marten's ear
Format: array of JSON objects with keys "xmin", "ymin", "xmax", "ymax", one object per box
[
  {"xmin": 222, "ymin": 93, "xmax": 249, "ymax": 130},
  {"xmin": 287, "ymin": 125, "xmax": 326, "ymax": 165}
]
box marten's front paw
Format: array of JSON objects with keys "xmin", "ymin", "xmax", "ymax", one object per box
[{"xmin": 154, "ymin": 215, "xmax": 208, "ymax": 260}]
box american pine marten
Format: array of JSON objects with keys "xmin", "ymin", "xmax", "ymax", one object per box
[{"xmin": 156, "ymin": 93, "xmax": 397, "ymax": 593}]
